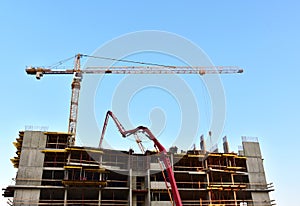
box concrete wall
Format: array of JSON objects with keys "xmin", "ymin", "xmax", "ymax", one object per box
[
  {"xmin": 150, "ymin": 163, "xmax": 161, "ymax": 171},
  {"xmin": 151, "ymin": 201, "xmax": 172, "ymax": 206},
  {"xmin": 150, "ymin": 182, "xmax": 170, "ymax": 190},
  {"xmin": 243, "ymin": 141, "xmax": 271, "ymax": 206},
  {"xmin": 14, "ymin": 189, "xmax": 40, "ymax": 206},
  {"xmin": 14, "ymin": 131, "xmax": 46, "ymax": 206}
]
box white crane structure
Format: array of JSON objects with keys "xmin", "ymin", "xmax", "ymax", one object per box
[{"xmin": 26, "ymin": 54, "xmax": 243, "ymax": 146}]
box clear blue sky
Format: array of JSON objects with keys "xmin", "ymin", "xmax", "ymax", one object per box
[{"xmin": 1, "ymin": 1, "xmax": 299, "ymax": 205}]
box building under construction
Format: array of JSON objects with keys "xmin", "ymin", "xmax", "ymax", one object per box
[
  {"xmin": 3, "ymin": 55, "xmax": 273, "ymax": 205},
  {"xmin": 3, "ymin": 130, "xmax": 274, "ymax": 206}
]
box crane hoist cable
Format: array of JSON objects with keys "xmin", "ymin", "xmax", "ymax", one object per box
[
  {"xmin": 82, "ymin": 54, "xmax": 176, "ymax": 67},
  {"xmin": 48, "ymin": 54, "xmax": 176, "ymax": 68}
]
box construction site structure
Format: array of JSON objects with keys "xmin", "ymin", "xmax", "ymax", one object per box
[
  {"xmin": 3, "ymin": 130, "xmax": 274, "ymax": 206},
  {"xmin": 7, "ymin": 54, "xmax": 275, "ymax": 206},
  {"xmin": 25, "ymin": 54, "xmax": 243, "ymax": 146}
]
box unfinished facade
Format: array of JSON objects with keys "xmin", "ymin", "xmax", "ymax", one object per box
[{"xmin": 3, "ymin": 131, "xmax": 274, "ymax": 206}]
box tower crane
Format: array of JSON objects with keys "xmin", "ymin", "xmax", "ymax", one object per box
[{"xmin": 26, "ymin": 54, "xmax": 243, "ymax": 145}]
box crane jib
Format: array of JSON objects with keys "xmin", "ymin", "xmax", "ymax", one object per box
[{"xmin": 26, "ymin": 66, "xmax": 243, "ymax": 76}]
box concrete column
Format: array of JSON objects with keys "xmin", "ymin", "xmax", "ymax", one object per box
[
  {"xmin": 233, "ymin": 190, "xmax": 238, "ymax": 206},
  {"xmin": 64, "ymin": 189, "xmax": 67, "ymax": 206},
  {"xmin": 200, "ymin": 135, "xmax": 206, "ymax": 153},
  {"xmin": 99, "ymin": 154, "xmax": 102, "ymax": 167},
  {"xmin": 208, "ymin": 190, "xmax": 212, "ymax": 205},
  {"xmin": 14, "ymin": 131, "xmax": 47, "ymax": 206},
  {"xmin": 243, "ymin": 139, "xmax": 272, "ymax": 206},
  {"xmin": 146, "ymin": 169, "xmax": 151, "ymax": 206},
  {"xmin": 230, "ymin": 173, "xmax": 238, "ymax": 206},
  {"xmin": 132, "ymin": 175, "xmax": 137, "ymax": 206},
  {"xmin": 223, "ymin": 136, "xmax": 230, "ymax": 153},
  {"xmin": 98, "ymin": 190, "xmax": 101, "ymax": 206},
  {"xmin": 129, "ymin": 169, "xmax": 133, "ymax": 206},
  {"xmin": 207, "ymin": 173, "xmax": 212, "ymax": 204}
]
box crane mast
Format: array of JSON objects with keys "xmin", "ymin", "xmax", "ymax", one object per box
[
  {"xmin": 68, "ymin": 54, "xmax": 82, "ymax": 145},
  {"xmin": 25, "ymin": 53, "xmax": 243, "ymax": 145}
]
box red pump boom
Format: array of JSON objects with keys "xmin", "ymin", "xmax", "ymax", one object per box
[{"xmin": 99, "ymin": 111, "xmax": 182, "ymax": 206}]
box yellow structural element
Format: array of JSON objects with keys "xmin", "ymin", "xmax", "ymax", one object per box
[
  {"xmin": 44, "ymin": 131, "xmax": 71, "ymax": 135},
  {"xmin": 65, "ymin": 147, "xmax": 103, "ymax": 154},
  {"xmin": 64, "ymin": 165, "xmax": 82, "ymax": 169},
  {"xmin": 62, "ymin": 180, "xmax": 107, "ymax": 186},
  {"xmin": 187, "ymin": 154, "xmax": 205, "ymax": 158},
  {"xmin": 208, "ymin": 204, "xmax": 225, "ymax": 206},
  {"xmin": 41, "ymin": 149, "xmax": 67, "ymax": 153}
]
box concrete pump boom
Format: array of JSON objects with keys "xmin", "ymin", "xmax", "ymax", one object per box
[{"xmin": 99, "ymin": 110, "xmax": 182, "ymax": 206}]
